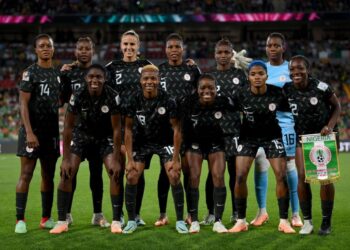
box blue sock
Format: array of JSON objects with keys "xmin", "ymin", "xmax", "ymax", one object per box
[
  {"xmin": 287, "ymin": 168, "xmax": 299, "ymax": 214},
  {"xmin": 254, "ymin": 170, "xmax": 268, "ymax": 209}
]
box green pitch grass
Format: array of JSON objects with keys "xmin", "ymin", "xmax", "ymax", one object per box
[{"xmin": 0, "ymin": 154, "xmax": 349, "ymax": 250}]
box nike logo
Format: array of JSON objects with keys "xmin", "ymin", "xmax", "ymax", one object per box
[
  {"xmin": 71, "ymin": 79, "xmax": 80, "ymax": 83},
  {"xmin": 40, "ymin": 79, "xmax": 47, "ymax": 83},
  {"xmin": 216, "ymin": 203, "xmax": 224, "ymax": 207},
  {"xmin": 116, "ymin": 70, "xmax": 123, "ymax": 73}
]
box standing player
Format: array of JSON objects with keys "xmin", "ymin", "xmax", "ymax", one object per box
[
  {"xmin": 15, "ymin": 34, "xmax": 61, "ymax": 233},
  {"xmin": 105, "ymin": 30, "xmax": 152, "ymax": 225},
  {"xmin": 284, "ymin": 55, "xmax": 341, "ymax": 235},
  {"xmin": 251, "ymin": 33, "xmax": 302, "ymax": 227},
  {"xmin": 181, "ymin": 74, "xmax": 231, "ymax": 234},
  {"xmin": 60, "ymin": 37, "xmax": 109, "ymax": 227},
  {"xmin": 229, "ymin": 60, "xmax": 294, "ymax": 234},
  {"xmin": 49, "ymin": 64, "xmax": 122, "ymax": 234},
  {"xmin": 155, "ymin": 33, "xmax": 201, "ymax": 226},
  {"xmin": 123, "ymin": 65, "xmax": 188, "ymax": 234},
  {"xmin": 201, "ymin": 38, "xmax": 248, "ymax": 225}
]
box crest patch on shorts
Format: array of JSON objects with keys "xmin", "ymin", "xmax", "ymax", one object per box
[
  {"xmin": 192, "ymin": 144, "xmax": 199, "ymax": 150},
  {"xmin": 25, "ymin": 146, "xmax": 34, "ymax": 153}
]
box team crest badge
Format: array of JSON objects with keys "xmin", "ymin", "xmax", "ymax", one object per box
[
  {"xmin": 309, "ymin": 144, "xmax": 332, "ymax": 173},
  {"xmin": 101, "ymin": 105, "xmax": 109, "ymax": 113},
  {"xmin": 57, "ymin": 76, "xmax": 61, "ymax": 83},
  {"xmin": 70, "ymin": 141, "xmax": 74, "ymax": 146},
  {"xmin": 25, "ymin": 146, "xmax": 34, "ymax": 153},
  {"xmin": 138, "ymin": 67, "xmax": 143, "ymax": 73},
  {"xmin": 269, "ymin": 103, "xmax": 276, "ymax": 111},
  {"xmin": 279, "ymin": 75, "xmax": 286, "ymax": 82},
  {"xmin": 184, "ymin": 73, "xmax": 191, "ymax": 81},
  {"xmin": 192, "ymin": 144, "xmax": 199, "ymax": 150},
  {"xmin": 310, "ymin": 97, "xmax": 318, "ymax": 105},
  {"xmin": 237, "ymin": 145, "xmax": 243, "ymax": 152},
  {"xmin": 158, "ymin": 107, "xmax": 166, "ymax": 115},
  {"xmin": 214, "ymin": 111, "xmax": 222, "ymax": 119},
  {"xmin": 232, "ymin": 78, "xmax": 240, "ymax": 85}
]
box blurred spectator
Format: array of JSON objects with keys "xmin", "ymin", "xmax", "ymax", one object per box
[{"xmin": 1, "ymin": 0, "xmax": 350, "ymax": 14}]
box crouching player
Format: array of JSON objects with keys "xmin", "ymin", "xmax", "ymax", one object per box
[
  {"xmin": 123, "ymin": 65, "xmax": 187, "ymax": 234},
  {"xmin": 50, "ymin": 64, "xmax": 122, "ymax": 234}
]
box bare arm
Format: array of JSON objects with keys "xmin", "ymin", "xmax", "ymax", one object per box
[
  {"xmin": 124, "ymin": 116, "xmax": 136, "ymax": 173},
  {"xmin": 19, "ymin": 90, "xmax": 38, "ymax": 148},
  {"xmin": 111, "ymin": 114, "xmax": 122, "ymax": 162},
  {"xmin": 62, "ymin": 111, "xmax": 75, "ymax": 160},
  {"xmin": 170, "ymin": 117, "xmax": 182, "ymax": 163},
  {"xmin": 321, "ymin": 93, "xmax": 341, "ymax": 135}
]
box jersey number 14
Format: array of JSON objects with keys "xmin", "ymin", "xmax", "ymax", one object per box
[{"xmin": 39, "ymin": 84, "xmax": 50, "ymax": 96}]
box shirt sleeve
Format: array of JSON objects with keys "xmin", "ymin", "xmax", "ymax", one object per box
[
  {"xmin": 67, "ymin": 94, "xmax": 79, "ymax": 115},
  {"xmin": 110, "ymin": 94, "xmax": 121, "ymax": 115},
  {"xmin": 19, "ymin": 69, "xmax": 34, "ymax": 92},
  {"xmin": 323, "ymin": 82, "xmax": 334, "ymax": 100},
  {"xmin": 60, "ymin": 73, "xmax": 73, "ymax": 104}
]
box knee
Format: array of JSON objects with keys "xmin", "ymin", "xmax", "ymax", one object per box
[
  {"xmin": 126, "ymin": 171, "xmax": 139, "ymax": 185},
  {"xmin": 20, "ymin": 170, "xmax": 34, "ymax": 184},
  {"xmin": 168, "ymin": 174, "xmax": 180, "ymax": 186},
  {"xmin": 236, "ymin": 173, "xmax": 247, "ymax": 185},
  {"xmin": 212, "ymin": 172, "xmax": 224, "ymax": 187},
  {"xmin": 275, "ymin": 171, "xmax": 287, "ymax": 184},
  {"xmin": 190, "ymin": 174, "xmax": 200, "ymax": 188}
]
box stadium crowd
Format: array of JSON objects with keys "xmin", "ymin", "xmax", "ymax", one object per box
[{"xmin": 0, "ymin": 0, "xmax": 349, "ymax": 14}]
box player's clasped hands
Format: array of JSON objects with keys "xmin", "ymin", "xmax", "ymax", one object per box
[{"xmin": 60, "ymin": 159, "xmax": 73, "ymax": 180}]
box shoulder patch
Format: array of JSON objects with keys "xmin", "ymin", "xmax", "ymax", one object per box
[
  {"xmin": 22, "ymin": 71, "xmax": 29, "ymax": 81},
  {"xmin": 317, "ymin": 81, "xmax": 328, "ymax": 91},
  {"xmin": 69, "ymin": 95, "xmax": 75, "ymax": 106}
]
